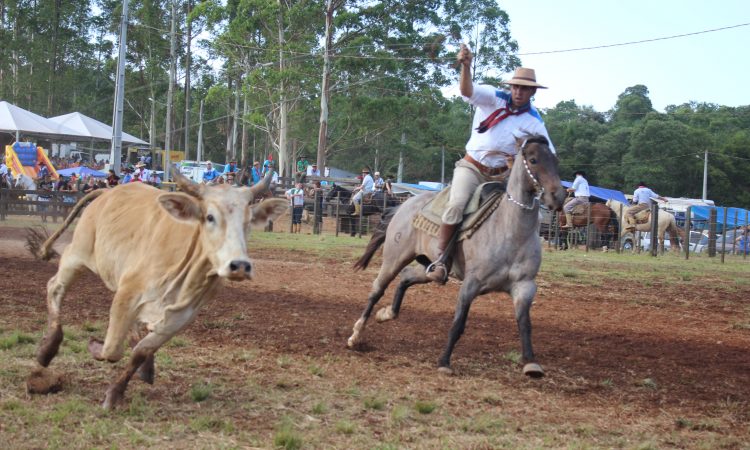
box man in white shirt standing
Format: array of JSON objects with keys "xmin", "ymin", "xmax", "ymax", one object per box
[
  {"xmin": 285, "ymin": 182, "xmax": 305, "ymax": 233},
  {"xmin": 426, "ymin": 44, "xmax": 555, "ymax": 283},
  {"xmin": 562, "ymin": 170, "xmax": 590, "ymax": 229},
  {"xmin": 626, "ymin": 181, "xmax": 668, "ymax": 230},
  {"xmin": 351, "ymin": 167, "xmax": 374, "ymax": 216}
]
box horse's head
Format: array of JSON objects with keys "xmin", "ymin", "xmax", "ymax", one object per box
[{"xmin": 513, "ymin": 135, "xmax": 565, "ymax": 211}]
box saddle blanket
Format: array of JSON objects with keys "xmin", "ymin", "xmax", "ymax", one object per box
[{"xmin": 412, "ymin": 182, "xmax": 506, "ymax": 241}]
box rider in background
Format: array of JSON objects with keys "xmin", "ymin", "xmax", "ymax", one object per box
[
  {"xmin": 426, "ymin": 44, "xmax": 555, "ymax": 283},
  {"xmin": 351, "ymin": 167, "xmax": 374, "ymax": 216},
  {"xmin": 625, "ymin": 181, "xmax": 668, "ymax": 230},
  {"xmin": 561, "ymin": 170, "xmax": 590, "ymax": 229}
]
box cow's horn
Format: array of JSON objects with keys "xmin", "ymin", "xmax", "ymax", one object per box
[
  {"xmin": 249, "ymin": 171, "xmax": 272, "ymax": 198},
  {"xmin": 172, "ymin": 165, "xmax": 203, "ymax": 198}
]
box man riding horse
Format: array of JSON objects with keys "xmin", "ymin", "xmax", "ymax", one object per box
[
  {"xmin": 626, "ymin": 181, "xmax": 668, "ymax": 231},
  {"xmin": 426, "ymin": 44, "xmax": 555, "ymax": 283},
  {"xmin": 561, "ymin": 170, "xmax": 589, "ymax": 229}
]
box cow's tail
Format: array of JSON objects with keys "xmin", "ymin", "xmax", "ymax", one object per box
[
  {"xmin": 27, "ymin": 189, "xmax": 107, "ymax": 261},
  {"xmin": 353, "ymin": 206, "xmax": 400, "ymax": 271}
]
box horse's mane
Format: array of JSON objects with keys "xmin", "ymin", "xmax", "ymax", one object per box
[{"xmin": 520, "ymin": 134, "xmax": 549, "ymax": 148}]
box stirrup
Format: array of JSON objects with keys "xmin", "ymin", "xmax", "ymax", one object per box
[{"xmin": 425, "ymin": 261, "xmax": 448, "ymax": 283}]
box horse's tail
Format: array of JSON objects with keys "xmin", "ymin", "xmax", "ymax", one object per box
[
  {"xmin": 26, "ymin": 189, "xmax": 107, "ymax": 261},
  {"xmin": 667, "ymin": 215, "xmax": 685, "ymax": 249},
  {"xmin": 353, "ymin": 205, "xmax": 400, "ymax": 271}
]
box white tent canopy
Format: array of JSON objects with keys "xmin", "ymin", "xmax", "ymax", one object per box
[
  {"xmin": 0, "ymin": 100, "xmax": 82, "ymax": 140},
  {"xmin": 48, "ymin": 111, "xmax": 148, "ymax": 145}
]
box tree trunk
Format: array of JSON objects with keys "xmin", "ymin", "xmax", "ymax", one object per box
[
  {"xmin": 277, "ymin": 2, "xmax": 289, "ymax": 177},
  {"xmin": 183, "ymin": 0, "xmax": 192, "ymax": 160},
  {"xmin": 316, "ymin": 0, "xmax": 335, "ymax": 171}
]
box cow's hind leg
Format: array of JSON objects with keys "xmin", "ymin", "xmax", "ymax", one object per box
[
  {"xmin": 347, "ymin": 254, "xmax": 414, "ymax": 348},
  {"xmin": 437, "ymin": 278, "xmax": 480, "ymax": 375},
  {"xmin": 27, "ymin": 256, "xmax": 84, "ymax": 394},
  {"xmin": 511, "ymin": 280, "xmax": 544, "ymax": 378},
  {"xmin": 376, "ymin": 265, "xmax": 431, "ymax": 322},
  {"xmin": 103, "ymin": 308, "xmax": 195, "ymax": 409}
]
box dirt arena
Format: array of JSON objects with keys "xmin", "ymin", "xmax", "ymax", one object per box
[{"xmin": 1, "ymin": 225, "xmax": 749, "ymax": 448}]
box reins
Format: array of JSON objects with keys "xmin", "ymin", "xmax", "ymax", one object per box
[{"xmin": 505, "ymin": 140, "xmax": 544, "ymax": 211}]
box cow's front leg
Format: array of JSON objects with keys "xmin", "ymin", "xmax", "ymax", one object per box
[{"xmin": 102, "ymin": 349, "xmax": 152, "ymax": 410}]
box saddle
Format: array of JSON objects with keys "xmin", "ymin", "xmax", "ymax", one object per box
[
  {"xmin": 362, "ymin": 192, "xmax": 374, "ymax": 204},
  {"xmin": 412, "ymin": 182, "xmax": 506, "ymax": 241},
  {"xmin": 632, "ymin": 210, "xmax": 651, "ymax": 225},
  {"xmin": 563, "ymin": 198, "xmax": 590, "ymax": 217}
]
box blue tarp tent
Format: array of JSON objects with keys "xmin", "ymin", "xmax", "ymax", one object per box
[
  {"xmin": 57, "ymin": 166, "xmax": 107, "ymax": 178},
  {"xmin": 689, "ymin": 206, "xmax": 750, "ymax": 227},
  {"xmin": 561, "ymin": 181, "xmax": 628, "ymax": 204}
]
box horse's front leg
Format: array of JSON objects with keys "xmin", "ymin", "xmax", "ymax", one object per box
[
  {"xmin": 511, "ymin": 280, "xmax": 544, "ymax": 378},
  {"xmin": 437, "ymin": 278, "xmax": 480, "ymax": 375}
]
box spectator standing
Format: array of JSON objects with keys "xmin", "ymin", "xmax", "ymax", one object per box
[
  {"xmin": 735, "ymin": 226, "xmax": 750, "ymax": 255},
  {"xmin": 309, "ymin": 163, "xmax": 321, "ymax": 177},
  {"xmin": 37, "ymin": 161, "xmax": 50, "ymax": 180},
  {"xmin": 285, "ymin": 182, "xmax": 305, "ymax": 233},
  {"xmin": 251, "ymin": 161, "xmax": 262, "ymax": 186},
  {"xmin": 373, "ymin": 171, "xmax": 385, "ymax": 192}
]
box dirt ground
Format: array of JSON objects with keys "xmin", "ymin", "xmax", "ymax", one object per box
[{"xmin": 1, "ymin": 225, "xmax": 749, "ymax": 447}]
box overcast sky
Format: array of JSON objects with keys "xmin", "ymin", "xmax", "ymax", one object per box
[{"xmin": 488, "ymin": 1, "xmax": 750, "ymax": 112}]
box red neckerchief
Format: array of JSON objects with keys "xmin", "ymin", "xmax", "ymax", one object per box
[{"xmin": 476, "ymin": 104, "xmax": 530, "ymax": 133}]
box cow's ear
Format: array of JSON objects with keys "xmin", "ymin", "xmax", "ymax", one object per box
[
  {"xmin": 250, "ymin": 198, "xmax": 287, "ymax": 227},
  {"xmin": 158, "ymin": 193, "xmax": 202, "ymax": 222}
]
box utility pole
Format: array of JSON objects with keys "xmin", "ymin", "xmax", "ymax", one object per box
[
  {"xmin": 702, "ymin": 149, "xmax": 708, "ymax": 201},
  {"xmin": 397, "ymin": 131, "xmax": 405, "ymax": 183},
  {"xmin": 164, "ymin": 0, "xmax": 176, "ymax": 180},
  {"xmin": 196, "ymin": 99, "xmax": 204, "ymax": 162},
  {"xmin": 441, "ymin": 145, "xmax": 445, "ymax": 186},
  {"xmin": 109, "ymin": 0, "xmax": 129, "ymax": 174}
]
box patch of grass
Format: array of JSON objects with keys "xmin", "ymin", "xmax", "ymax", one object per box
[
  {"xmin": 637, "ymin": 378, "xmax": 658, "ymax": 390},
  {"xmin": 0, "ymin": 331, "xmax": 36, "ymax": 349},
  {"xmin": 390, "ymin": 404, "xmax": 410, "ymax": 423},
  {"xmin": 167, "ymin": 336, "xmax": 189, "ymax": 347},
  {"xmin": 364, "ymin": 395, "xmax": 387, "ymax": 410},
  {"xmin": 82, "ymin": 322, "xmax": 101, "ymax": 332},
  {"xmin": 600, "ymin": 378, "xmax": 614, "ymax": 388},
  {"xmin": 273, "ymin": 419, "xmax": 303, "ymax": 450},
  {"xmin": 308, "ymin": 364, "xmax": 324, "ymax": 377},
  {"xmin": 276, "ymin": 355, "xmax": 293, "ymax": 368},
  {"xmin": 460, "ymin": 414, "xmax": 506, "ymax": 434},
  {"xmin": 679, "ymin": 272, "xmax": 693, "ymax": 281},
  {"xmin": 47, "ymin": 398, "xmax": 90, "ymax": 423},
  {"xmin": 503, "ymin": 350, "xmax": 522, "ymax": 365},
  {"xmin": 335, "ymin": 419, "xmax": 356, "ymax": 435},
  {"xmin": 311, "ymin": 402, "xmax": 327, "ymax": 415},
  {"xmin": 189, "ymin": 415, "xmax": 235, "ymax": 433},
  {"xmin": 414, "ymin": 400, "xmax": 437, "ymax": 414},
  {"xmin": 732, "ymin": 322, "xmax": 750, "ymax": 330},
  {"xmin": 190, "ymin": 382, "xmax": 212, "ymax": 402}
]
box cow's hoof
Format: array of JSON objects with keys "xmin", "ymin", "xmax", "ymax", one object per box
[
  {"xmin": 102, "ymin": 388, "xmax": 123, "ymax": 410},
  {"xmin": 346, "ymin": 335, "xmax": 359, "ymax": 349},
  {"xmin": 375, "ymin": 306, "xmax": 395, "ymax": 322},
  {"xmin": 26, "ymin": 367, "xmax": 64, "ymax": 394},
  {"xmin": 137, "ymin": 361, "xmax": 155, "ymax": 385},
  {"xmin": 437, "ymin": 366, "xmax": 454, "ymax": 376},
  {"xmin": 523, "ymin": 362, "xmax": 545, "ymax": 378},
  {"xmin": 88, "ymin": 338, "xmax": 105, "ymax": 360}
]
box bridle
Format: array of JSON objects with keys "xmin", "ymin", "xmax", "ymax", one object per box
[{"xmin": 505, "ymin": 140, "xmax": 545, "ymax": 211}]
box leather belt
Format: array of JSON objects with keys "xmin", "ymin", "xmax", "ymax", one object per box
[{"xmin": 463, "ymin": 154, "xmax": 508, "ymax": 176}]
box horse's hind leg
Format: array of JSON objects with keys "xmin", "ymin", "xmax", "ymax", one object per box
[
  {"xmin": 376, "ymin": 266, "xmax": 431, "ymax": 322},
  {"xmin": 27, "ymin": 254, "xmax": 84, "ymax": 394},
  {"xmin": 347, "ymin": 254, "xmax": 415, "ymax": 348}
]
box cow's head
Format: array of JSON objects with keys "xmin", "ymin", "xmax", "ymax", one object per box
[{"xmin": 158, "ymin": 171, "xmax": 287, "ymax": 281}]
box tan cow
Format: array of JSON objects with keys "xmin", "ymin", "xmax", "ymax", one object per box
[{"xmin": 26, "ymin": 171, "xmax": 287, "ymax": 409}]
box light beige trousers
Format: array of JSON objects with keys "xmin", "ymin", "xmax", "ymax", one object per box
[{"xmin": 442, "ymin": 158, "xmax": 509, "ymax": 224}]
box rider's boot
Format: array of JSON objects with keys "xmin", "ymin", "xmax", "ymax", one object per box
[
  {"xmin": 562, "ymin": 213, "xmax": 574, "ymax": 229},
  {"xmin": 426, "ymin": 223, "xmax": 459, "ymax": 284},
  {"xmin": 351, "ymin": 203, "xmax": 361, "ymax": 216}
]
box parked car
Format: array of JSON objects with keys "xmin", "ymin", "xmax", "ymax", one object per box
[
  {"xmin": 630, "ymin": 230, "xmax": 707, "ymax": 253},
  {"xmin": 179, "ymin": 160, "xmax": 226, "ymax": 183}
]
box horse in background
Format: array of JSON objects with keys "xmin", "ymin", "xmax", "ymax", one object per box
[
  {"xmin": 347, "ymin": 135, "xmax": 566, "ymax": 378},
  {"xmin": 606, "ymin": 199, "xmax": 683, "ymax": 252},
  {"xmin": 14, "ymin": 173, "xmax": 39, "ymax": 211},
  {"xmin": 326, "ymin": 183, "xmax": 403, "ymax": 236},
  {"xmin": 557, "ymin": 201, "xmax": 619, "ymax": 249}
]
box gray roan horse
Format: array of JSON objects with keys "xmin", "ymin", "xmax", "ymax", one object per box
[{"xmin": 347, "ymin": 135, "xmax": 565, "ymax": 377}]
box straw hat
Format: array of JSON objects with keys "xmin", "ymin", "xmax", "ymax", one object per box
[{"xmin": 504, "ymin": 67, "xmax": 547, "ymax": 89}]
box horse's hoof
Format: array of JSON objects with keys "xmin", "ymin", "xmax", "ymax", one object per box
[
  {"xmin": 375, "ymin": 307, "xmax": 395, "ymax": 322},
  {"xmin": 523, "ymin": 362, "xmax": 545, "ymax": 379},
  {"xmin": 346, "ymin": 335, "xmax": 359, "ymax": 349},
  {"xmin": 437, "ymin": 366, "xmax": 454, "ymax": 376}
]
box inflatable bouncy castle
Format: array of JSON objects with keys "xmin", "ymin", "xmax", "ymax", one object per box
[{"xmin": 4, "ymin": 142, "xmax": 58, "ymax": 179}]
